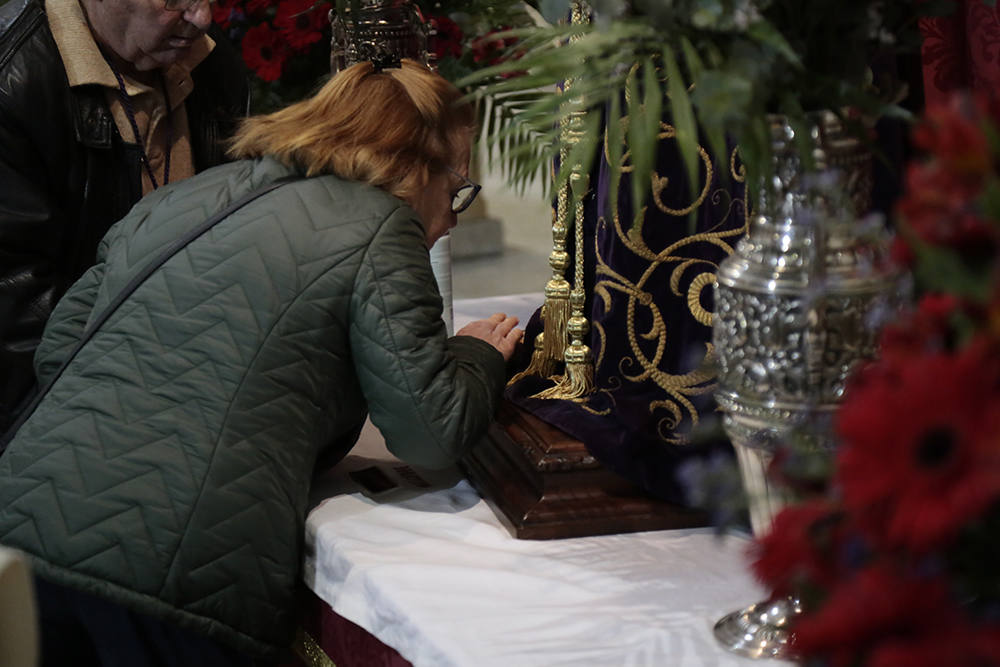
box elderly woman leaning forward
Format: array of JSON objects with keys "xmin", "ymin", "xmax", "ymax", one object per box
[{"xmin": 0, "ymin": 59, "xmax": 521, "ymax": 666}]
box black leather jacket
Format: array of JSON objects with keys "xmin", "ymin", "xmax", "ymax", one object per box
[{"xmin": 0, "ymin": 0, "xmax": 249, "ymax": 431}]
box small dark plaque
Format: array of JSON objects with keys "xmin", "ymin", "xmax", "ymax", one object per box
[{"xmin": 459, "ymin": 401, "xmax": 708, "ymax": 540}]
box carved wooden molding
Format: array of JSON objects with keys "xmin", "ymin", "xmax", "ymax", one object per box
[{"xmin": 460, "ymin": 401, "xmax": 708, "ymax": 540}]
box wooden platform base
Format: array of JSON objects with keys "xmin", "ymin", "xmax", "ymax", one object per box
[{"xmin": 459, "ymin": 401, "xmax": 707, "ymax": 540}]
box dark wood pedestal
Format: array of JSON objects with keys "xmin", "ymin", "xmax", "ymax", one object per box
[{"xmin": 459, "ymin": 401, "xmax": 708, "ymax": 539}]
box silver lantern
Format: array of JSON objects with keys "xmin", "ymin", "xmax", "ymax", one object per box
[
  {"xmin": 711, "ymin": 112, "xmax": 903, "ymax": 659},
  {"xmin": 329, "ymin": 0, "xmax": 431, "ymax": 72}
]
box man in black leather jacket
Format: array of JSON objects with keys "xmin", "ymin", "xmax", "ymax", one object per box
[{"xmin": 0, "ymin": 0, "xmax": 249, "ymax": 433}]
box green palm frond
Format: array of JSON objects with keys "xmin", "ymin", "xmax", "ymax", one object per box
[
  {"xmin": 460, "ymin": 0, "xmax": 951, "ymax": 230},
  {"xmin": 461, "ymin": 18, "xmax": 711, "ymax": 226}
]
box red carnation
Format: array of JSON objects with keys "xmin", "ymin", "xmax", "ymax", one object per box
[
  {"xmin": 241, "ymin": 23, "xmax": 289, "ymax": 82},
  {"xmin": 428, "ymin": 15, "xmax": 463, "ymax": 60},
  {"xmin": 835, "ymin": 340, "xmax": 1000, "ymax": 552},
  {"xmin": 274, "ymin": 0, "xmax": 330, "ymax": 52}
]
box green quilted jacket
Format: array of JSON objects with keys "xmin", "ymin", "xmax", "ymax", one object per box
[{"xmin": 0, "ymin": 156, "xmax": 506, "ymax": 657}]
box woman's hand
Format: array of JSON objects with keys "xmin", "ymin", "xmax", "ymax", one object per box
[{"xmin": 457, "ymin": 312, "xmax": 522, "ymax": 361}]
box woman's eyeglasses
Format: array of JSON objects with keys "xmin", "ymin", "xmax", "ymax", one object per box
[{"xmin": 446, "ymin": 166, "xmax": 482, "ymax": 214}]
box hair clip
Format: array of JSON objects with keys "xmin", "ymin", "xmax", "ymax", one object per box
[{"xmin": 358, "ymin": 43, "xmax": 402, "ymax": 73}]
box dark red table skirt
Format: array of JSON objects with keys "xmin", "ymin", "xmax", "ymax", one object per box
[{"xmin": 280, "ymin": 589, "xmax": 413, "ymax": 667}]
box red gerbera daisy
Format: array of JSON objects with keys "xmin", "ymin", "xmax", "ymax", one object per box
[
  {"xmin": 893, "ymin": 93, "xmax": 1000, "ymax": 262},
  {"xmin": 867, "ymin": 622, "xmax": 1000, "ymax": 667},
  {"xmin": 428, "ymin": 15, "xmax": 463, "ymax": 60},
  {"xmin": 274, "ymin": 0, "xmax": 330, "ymax": 52},
  {"xmin": 835, "ymin": 339, "xmax": 1000, "ymax": 552},
  {"xmin": 241, "ymin": 23, "xmax": 289, "ymax": 82},
  {"xmin": 913, "ymin": 95, "xmax": 993, "ymax": 183},
  {"xmin": 896, "ymin": 161, "xmax": 997, "ymax": 257},
  {"xmin": 751, "ymin": 499, "xmax": 848, "ymax": 598},
  {"xmin": 211, "ymin": 0, "xmax": 241, "ymax": 28},
  {"xmin": 470, "ymin": 27, "xmax": 518, "ymax": 66},
  {"xmin": 877, "ymin": 293, "xmax": 961, "ymax": 363},
  {"xmin": 791, "ymin": 565, "xmax": 971, "ymax": 664},
  {"xmin": 245, "ymin": 0, "xmax": 275, "ymax": 18},
  {"xmin": 989, "ymin": 286, "xmax": 1000, "ymax": 341}
]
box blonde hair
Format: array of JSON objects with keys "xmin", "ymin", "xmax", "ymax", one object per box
[{"xmin": 227, "ymin": 59, "xmax": 476, "ymax": 201}]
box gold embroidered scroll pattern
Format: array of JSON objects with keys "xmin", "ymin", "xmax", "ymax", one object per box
[{"xmin": 591, "ymin": 123, "xmax": 748, "ymax": 444}]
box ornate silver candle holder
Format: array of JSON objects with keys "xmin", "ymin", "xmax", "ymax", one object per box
[{"xmin": 711, "ymin": 112, "xmax": 903, "ymax": 659}]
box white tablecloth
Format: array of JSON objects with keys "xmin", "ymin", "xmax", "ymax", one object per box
[{"xmin": 302, "ymin": 295, "xmax": 789, "ymax": 667}]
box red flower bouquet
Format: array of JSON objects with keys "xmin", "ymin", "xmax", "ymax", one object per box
[
  {"xmin": 240, "ymin": 22, "xmax": 290, "ymax": 83},
  {"xmin": 216, "ymin": 0, "xmax": 532, "ymax": 112},
  {"xmin": 215, "ymin": 0, "xmax": 331, "ymax": 109},
  {"xmin": 751, "ymin": 92, "xmax": 1000, "ymax": 665},
  {"xmin": 419, "ymin": 1, "xmax": 531, "ymax": 84}
]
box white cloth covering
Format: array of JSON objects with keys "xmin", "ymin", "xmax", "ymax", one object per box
[
  {"xmin": 429, "ymin": 236, "xmax": 454, "ymax": 335},
  {"xmin": 303, "ymin": 294, "xmax": 791, "ymax": 667}
]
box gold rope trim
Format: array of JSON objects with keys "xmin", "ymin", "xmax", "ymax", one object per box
[
  {"xmin": 534, "ymin": 169, "xmax": 595, "ymax": 399},
  {"xmin": 525, "ymin": 0, "xmax": 595, "ymax": 395},
  {"xmin": 293, "ymin": 628, "xmax": 337, "ymax": 667},
  {"xmin": 686, "ymin": 272, "xmax": 716, "ymax": 326}
]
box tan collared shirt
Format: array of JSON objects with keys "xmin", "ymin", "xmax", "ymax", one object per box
[{"xmin": 46, "ymin": 0, "xmax": 215, "ymax": 194}]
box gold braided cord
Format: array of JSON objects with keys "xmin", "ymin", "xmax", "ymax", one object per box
[
  {"xmin": 540, "ymin": 163, "xmax": 571, "ymax": 366},
  {"xmin": 650, "ymin": 144, "xmax": 712, "ymax": 216},
  {"xmin": 609, "ymin": 206, "xmax": 743, "ymax": 263},
  {"xmin": 686, "ymin": 272, "xmax": 717, "ymax": 326},
  {"xmin": 592, "ymin": 318, "xmax": 607, "ymax": 367},
  {"xmin": 730, "ymin": 145, "xmax": 746, "ymax": 182},
  {"xmin": 519, "ymin": 0, "xmax": 592, "ymax": 386},
  {"xmin": 731, "ymin": 145, "xmax": 751, "ymax": 223},
  {"xmin": 536, "ymin": 174, "xmax": 595, "ymax": 400},
  {"xmin": 604, "ymin": 119, "xmax": 714, "ymax": 216},
  {"xmin": 521, "ymin": 2, "xmax": 749, "ymax": 434},
  {"xmin": 587, "ymin": 122, "xmax": 747, "ymax": 440},
  {"xmin": 512, "ymin": 197, "xmax": 569, "ymax": 385},
  {"xmin": 293, "ymin": 628, "xmax": 337, "ymax": 667},
  {"xmin": 533, "ymin": 0, "xmax": 596, "ymax": 400}
]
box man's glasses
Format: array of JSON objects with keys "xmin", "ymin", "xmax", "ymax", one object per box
[
  {"xmin": 446, "ymin": 166, "xmax": 482, "ymax": 215},
  {"xmin": 164, "ymin": 0, "xmax": 212, "ymax": 12}
]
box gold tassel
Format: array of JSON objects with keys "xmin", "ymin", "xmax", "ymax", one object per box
[
  {"xmin": 514, "ymin": 145, "xmax": 572, "ymax": 382},
  {"xmin": 535, "ymin": 163, "xmax": 596, "ymax": 400},
  {"xmin": 507, "ymin": 331, "xmax": 557, "ymax": 386},
  {"xmin": 518, "ymin": 2, "xmax": 592, "ymax": 386},
  {"xmin": 533, "ymin": 307, "xmax": 594, "ymax": 400},
  {"xmin": 557, "ymin": 342, "xmax": 595, "ymax": 397},
  {"xmin": 540, "ymin": 137, "xmax": 573, "ymax": 370},
  {"xmin": 539, "ymin": 280, "xmax": 570, "ymax": 363}
]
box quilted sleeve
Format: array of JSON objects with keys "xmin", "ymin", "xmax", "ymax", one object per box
[
  {"xmin": 349, "ymin": 206, "xmax": 506, "ymax": 469},
  {"xmin": 32, "ymin": 237, "xmax": 109, "ymax": 386}
]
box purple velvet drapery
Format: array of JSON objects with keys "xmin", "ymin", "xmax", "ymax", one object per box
[{"xmin": 505, "ymin": 111, "xmax": 747, "ymax": 504}]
